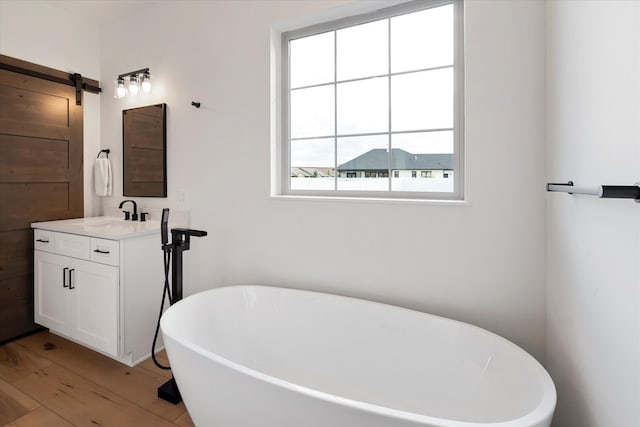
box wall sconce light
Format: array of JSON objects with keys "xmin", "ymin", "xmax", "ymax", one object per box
[{"xmin": 114, "ymin": 68, "xmax": 151, "ymax": 98}]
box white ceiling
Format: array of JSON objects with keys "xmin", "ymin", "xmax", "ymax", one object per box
[{"xmin": 48, "ymin": 0, "xmax": 162, "ymax": 26}]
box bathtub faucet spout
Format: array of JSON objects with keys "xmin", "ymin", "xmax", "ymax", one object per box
[{"xmin": 167, "ymin": 228, "xmax": 208, "ymax": 304}]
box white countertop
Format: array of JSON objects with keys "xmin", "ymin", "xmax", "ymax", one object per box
[{"xmin": 31, "ymin": 216, "xmax": 168, "ymax": 240}]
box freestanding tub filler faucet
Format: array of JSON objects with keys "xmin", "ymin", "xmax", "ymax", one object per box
[
  {"xmin": 153, "ymin": 208, "xmax": 208, "ymax": 405},
  {"xmin": 118, "ymin": 199, "xmax": 138, "ymax": 221}
]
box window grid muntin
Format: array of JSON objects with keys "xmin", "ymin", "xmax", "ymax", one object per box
[
  {"xmin": 290, "ymin": 65, "xmax": 453, "ymax": 94},
  {"xmin": 333, "ymin": 26, "xmax": 338, "ymax": 191},
  {"xmin": 387, "ymin": 17, "xmax": 393, "ymax": 191},
  {"xmin": 291, "ymin": 127, "xmax": 455, "ymax": 142}
]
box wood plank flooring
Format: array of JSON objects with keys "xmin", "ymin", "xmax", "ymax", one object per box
[{"xmin": 0, "ymin": 331, "xmax": 194, "ymax": 427}]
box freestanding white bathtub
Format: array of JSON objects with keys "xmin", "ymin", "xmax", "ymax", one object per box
[{"xmin": 161, "ymin": 285, "xmax": 555, "ymax": 427}]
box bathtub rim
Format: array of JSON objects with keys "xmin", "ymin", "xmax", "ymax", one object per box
[{"xmin": 161, "ymin": 284, "xmax": 556, "ymax": 427}]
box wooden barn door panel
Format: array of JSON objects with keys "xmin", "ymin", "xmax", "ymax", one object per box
[{"xmin": 0, "ymin": 68, "xmax": 83, "ymax": 342}]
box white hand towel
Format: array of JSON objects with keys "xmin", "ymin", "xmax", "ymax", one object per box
[{"xmin": 94, "ymin": 157, "xmax": 112, "ymax": 196}]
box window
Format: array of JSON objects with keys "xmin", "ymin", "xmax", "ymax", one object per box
[{"xmin": 281, "ymin": 0, "xmax": 463, "ymax": 200}]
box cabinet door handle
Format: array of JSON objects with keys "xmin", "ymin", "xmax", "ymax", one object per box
[
  {"xmin": 93, "ymin": 249, "xmax": 110, "ymax": 254},
  {"xmin": 63, "ymin": 267, "xmax": 69, "ymax": 288},
  {"xmin": 68, "ymin": 269, "xmax": 75, "ymax": 290},
  {"xmin": 36, "ymin": 238, "xmax": 50, "ymax": 243}
]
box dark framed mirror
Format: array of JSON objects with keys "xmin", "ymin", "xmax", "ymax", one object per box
[{"xmin": 122, "ymin": 103, "xmax": 167, "ymax": 197}]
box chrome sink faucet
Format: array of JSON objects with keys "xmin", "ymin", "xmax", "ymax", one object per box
[{"xmin": 118, "ymin": 200, "xmax": 138, "ymax": 221}]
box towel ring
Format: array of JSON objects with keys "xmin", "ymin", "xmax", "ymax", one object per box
[{"xmin": 97, "ymin": 149, "xmax": 110, "ymax": 159}]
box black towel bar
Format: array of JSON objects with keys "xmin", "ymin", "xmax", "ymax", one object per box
[{"xmin": 547, "ymin": 181, "xmax": 640, "ymax": 201}]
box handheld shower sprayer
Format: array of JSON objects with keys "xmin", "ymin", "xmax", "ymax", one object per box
[{"xmin": 161, "ymin": 208, "xmax": 169, "ymax": 246}]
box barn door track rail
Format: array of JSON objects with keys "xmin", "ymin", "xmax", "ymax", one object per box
[{"xmin": 0, "ymin": 54, "xmax": 101, "ymax": 106}]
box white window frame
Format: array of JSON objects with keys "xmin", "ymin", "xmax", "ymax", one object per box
[{"xmin": 277, "ymin": 0, "xmax": 464, "ymax": 201}]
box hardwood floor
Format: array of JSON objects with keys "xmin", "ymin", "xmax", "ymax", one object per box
[{"xmin": 0, "ymin": 331, "xmax": 194, "ymax": 427}]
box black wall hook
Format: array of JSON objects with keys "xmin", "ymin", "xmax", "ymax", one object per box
[
  {"xmin": 97, "ymin": 149, "xmax": 110, "ymax": 158},
  {"xmin": 191, "ymin": 101, "xmax": 201, "ymax": 108}
]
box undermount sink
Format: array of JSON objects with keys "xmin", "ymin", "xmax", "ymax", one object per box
[
  {"xmin": 31, "ymin": 216, "xmax": 162, "ymax": 239},
  {"xmin": 72, "ymin": 219, "xmax": 129, "ymax": 228},
  {"xmin": 69, "ymin": 217, "xmax": 160, "ymax": 235}
]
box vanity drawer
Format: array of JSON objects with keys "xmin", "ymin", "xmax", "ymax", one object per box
[
  {"xmin": 90, "ymin": 238, "xmax": 119, "ymax": 266},
  {"xmin": 34, "ymin": 229, "xmax": 55, "ymax": 252},
  {"xmin": 54, "ymin": 232, "xmax": 91, "ymax": 260},
  {"xmin": 33, "ymin": 228, "xmax": 55, "ymax": 252}
]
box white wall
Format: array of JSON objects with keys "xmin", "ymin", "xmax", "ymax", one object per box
[
  {"xmin": 546, "ymin": 1, "xmax": 640, "ymax": 426},
  {"xmin": 0, "ymin": 0, "xmax": 102, "ymax": 217},
  {"xmin": 99, "ymin": 0, "xmax": 547, "ymax": 360}
]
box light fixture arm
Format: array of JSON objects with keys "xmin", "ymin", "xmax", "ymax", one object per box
[{"xmin": 118, "ymin": 67, "xmax": 150, "ymax": 79}]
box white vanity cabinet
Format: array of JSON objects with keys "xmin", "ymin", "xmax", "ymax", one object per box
[
  {"xmin": 32, "ymin": 223, "xmax": 164, "ymax": 367},
  {"xmin": 35, "ymin": 250, "xmax": 119, "ymax": 357}
]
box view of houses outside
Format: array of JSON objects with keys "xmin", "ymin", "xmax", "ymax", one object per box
[{"xmin": 291, "ymin": 148, "xmax": 454, "ymax": 192}]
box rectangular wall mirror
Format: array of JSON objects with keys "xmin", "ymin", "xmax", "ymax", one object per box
[{"xmin": 122, "ymin": 103, "xmax": 167, "ymax": 197}]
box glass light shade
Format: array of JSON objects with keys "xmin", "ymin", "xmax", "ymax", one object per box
[
  {"xmin": 114, "ymin": 78, "xmax": 126, "ymax": 98},
  {"xmin": 141, "ymin": 72, "xmax": 152, "ymax": 93},
  {"xmin": 128, "ymin": 74, "xmax": 140, "ymax": 96}
]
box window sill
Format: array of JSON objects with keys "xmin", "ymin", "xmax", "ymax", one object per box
[{"xmin": 270, "ymin": 194, "xmax": 470, "ymax": 206}]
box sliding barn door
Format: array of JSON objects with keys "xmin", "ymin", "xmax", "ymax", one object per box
[{"xmin": 0, "ymin": 68, "xmax": 84, "ymax": 342}]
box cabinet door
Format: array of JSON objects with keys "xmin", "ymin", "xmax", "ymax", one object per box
[
  {"xmin": 34, "ymin": 251, "xmax": 72, "ymax": 335},
  {"xmin": 71, "ymin": 258, "xmax": 119, "ymax": 357}
]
